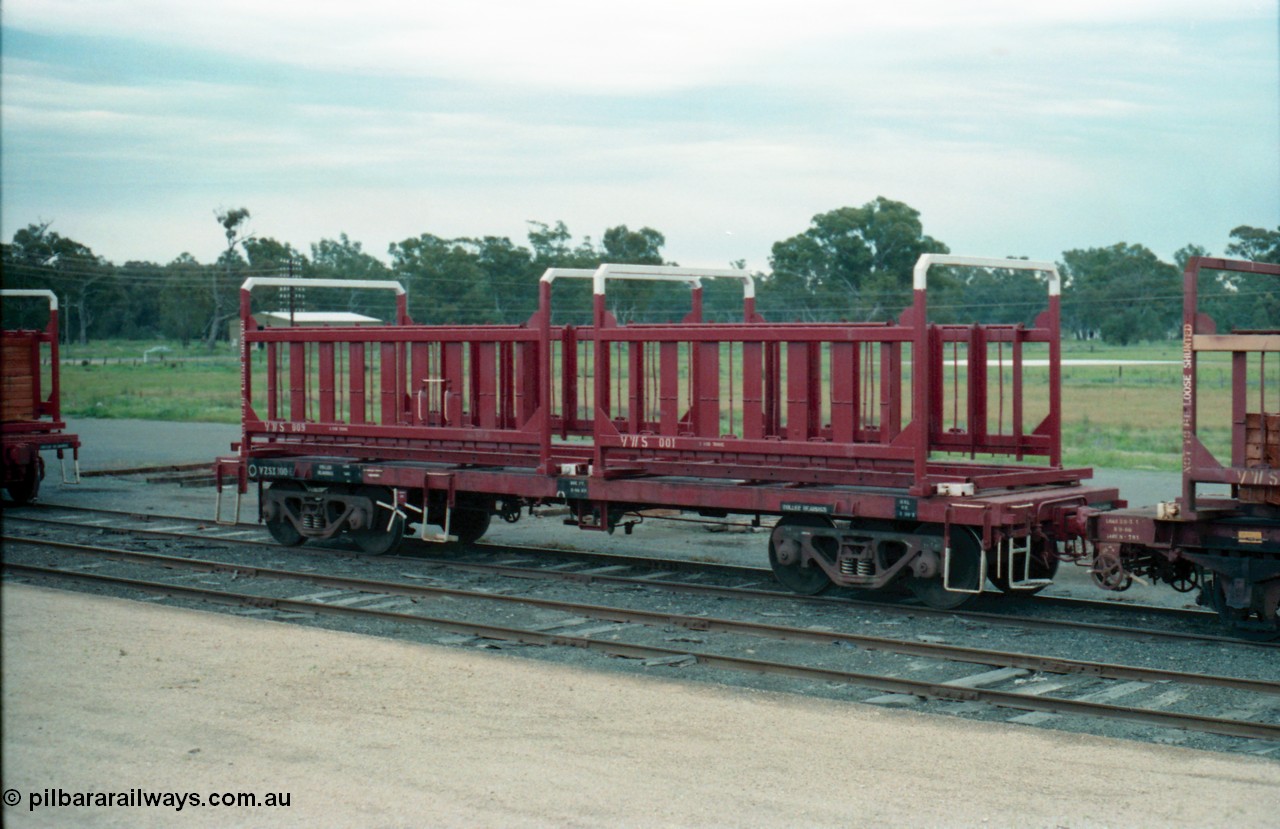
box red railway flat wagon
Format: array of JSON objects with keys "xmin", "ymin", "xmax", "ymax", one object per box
[
  {"xmin": 216, "ymin": 256, "xmax": 1119, "ymax": 609},
  {"xmin": 1, "ymin": 289, "xmax": 80, "ymax": 504},
  {"xmin": 1079, "ymin": 257, "xmax": 1280, "ymax": 631}
]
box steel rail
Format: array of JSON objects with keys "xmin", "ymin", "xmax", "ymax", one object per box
[
  {"xmin": 5, "ymin": 508, "xmax": 1265, "ymax": 648},
  {"xmin": 15, "ymin": 500, "xmax": 1219, "ymax": 619},
  {"xmin": 5, "ymin": 535, "xmax": 1279, "ymax": 697},
  {"xmin": 407, "ymin": 552, "xmax": 1244, "ymax": 643},
  {"xmin": 4, "ymin": 557, "xmax": 1278, "ymax": 743}
]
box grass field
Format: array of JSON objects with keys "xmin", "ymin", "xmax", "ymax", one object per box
[{"xmin": 45, "ymin": 338, "xmax": 1277, "ymax": 472}]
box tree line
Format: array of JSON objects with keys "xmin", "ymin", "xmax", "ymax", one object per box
[{"xmin": 2, "ymin": 197, "xmax": 1276, "ymax": 346}]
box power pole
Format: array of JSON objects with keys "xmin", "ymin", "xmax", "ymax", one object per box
[{"xmin": 278, "ymin": 258, "xmax": 303, "ymax": 326}]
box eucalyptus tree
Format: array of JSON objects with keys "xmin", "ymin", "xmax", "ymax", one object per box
[{"xmin": 763, "ymin": 197, "xmax": 948, "ymax": 321}]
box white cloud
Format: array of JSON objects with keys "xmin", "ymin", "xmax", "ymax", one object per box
[
  {"xmin": 5, "ymin": 0, "xmax": 1271, "ymax": 93},
  {"xmin": 2, "ymin": 0, "xmax": 1275, "ymax": 269}
]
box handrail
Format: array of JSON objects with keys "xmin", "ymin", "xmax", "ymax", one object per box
[
  {"xmin": 240, "ymin": 277, "xmax": 405, "ymax": 295},
  {"xmin": 239, "ymin": 277, "xmax": 409, "ymax": 326},
  {"xmin": 912, "ymin": 254, "xmax": 1060, "ymax": 296},
  {"xmin": 1, "ymin": 288, "xmax": 59, "ymax": 311},
  {"xmin": 539, "ymin": 268, "xmax": 597, "ymax": 283},
  {"xmin": 540, "ymin": 264, "xmax": 755, "ymax": 300}
]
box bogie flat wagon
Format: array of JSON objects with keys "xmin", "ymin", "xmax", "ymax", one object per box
[
  {"xmin": 2, "ymin": 289, "xmax": 80, "ymax": 504},
  {"xmin": 216, "ymin": 254, "xmax": 1121, "ymax": 611}
]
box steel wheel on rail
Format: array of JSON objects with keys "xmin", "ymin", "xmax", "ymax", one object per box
[
  {"xmin": 907, "ymin": 526, "xmax": 983, "ymax": 610},
  {"xmin": 264, "ymin": 481, "xmax": 305, "ymax": 546},
  {"xmin": 1206, "ymin": 575, "xmax": 1280, "ymax": 640},
  {"xmin": 1207, "ymin": 575, "xmax": 1252, "ymax": 626},
  {"xmin": 450, "ymin": 507, "xmax": 492, "ymax": 545},
  {"xmin": 351, "ymin": 485, "xmax": 406, "ymax": 556},
  {"xmin": 988, "ymin": 536, "xmax": 1058, "ymax": 595},
  {"xmin": 5, "ymin": 460, "xmax": 41, "ymax": 505},
  {"xmin": 768, "ymin": 514, "xmax": 835, "ymax": 595}
]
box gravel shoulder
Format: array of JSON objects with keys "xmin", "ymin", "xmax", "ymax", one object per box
[{"xmin": 4, "ymin": 582, "xmax": 1279, "ymax": 829}]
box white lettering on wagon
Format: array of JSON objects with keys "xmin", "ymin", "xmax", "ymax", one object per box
[
  {"xmin": 1235, "ymin": 469, "xmax": 1279, "ymax": 487},
  {"xmin": 1181, "ymin": 323, "xmax": 1193, "ymax": 471},
  {"xmin": 265, "ymin": 421, "xmax": 307, "ymax": 433},
  {"xmin": 618, "ymin": 434, "xmax": 676, "ymax": 449}
]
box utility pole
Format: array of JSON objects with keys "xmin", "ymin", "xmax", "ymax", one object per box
[{"xmin": 278, "ymin": 258, "xmax": 303, "ymax": 325}]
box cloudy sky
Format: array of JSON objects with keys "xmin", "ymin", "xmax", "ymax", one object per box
[{"xmin": 2, "ymin": 1, "xmax": 1277, "ymax": 271}]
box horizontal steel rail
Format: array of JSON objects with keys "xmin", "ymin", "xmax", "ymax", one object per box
[
  {"xmin": 6, "ymin": 552, "xmax": 1278, "ymax": 742},
  {"xmin": 6, "ymin": 506, "xmax": 1257, "ymax": 646}
]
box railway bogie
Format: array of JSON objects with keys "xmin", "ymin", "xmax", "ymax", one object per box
[{"xmin": 257, "ymin": 477, "xmax": 496, "ymax": 553}]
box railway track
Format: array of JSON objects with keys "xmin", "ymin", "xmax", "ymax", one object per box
[
  {"xmin": 6, "ymin": 501, "xmax": 1264, "ymax": 649},
  {"xmin": 4, "ymin": 531, "xmax": 1279, "ymax": 748}
]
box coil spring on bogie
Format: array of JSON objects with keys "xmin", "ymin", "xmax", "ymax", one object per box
[
  {"xmin": 840, "ymin": 557, "xmax": 874, "ymax": 577},
  {"xmin": 302, "ymin": 514, "xmax": 323, "ymax": 530}
]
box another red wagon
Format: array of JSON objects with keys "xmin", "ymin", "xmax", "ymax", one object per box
[
  {"xmin": 1079, "ymin": 257, "xmax": 1280, "ymax": 630},
  {"xmin": 2, "ymin": 289, "xmax": 80, "ymax": 504}
]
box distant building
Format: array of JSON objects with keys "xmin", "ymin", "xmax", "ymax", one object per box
[
  {"xmin": 251, "ymin": 311, "xmax": 383, "ymax": 328},
  {"xmin": 229, "ymin": 311, "xmax": 383, "ymax": 345}
]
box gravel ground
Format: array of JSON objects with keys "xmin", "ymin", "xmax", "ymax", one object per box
[
  {"xmin": 61, "ymin": 417, "xmax": 241, "ymax": 472},
  {"xmin": 5, "ymin": 583, "xmax": 1280, "ymax": 829},
  {"xmin": 6, "ymin": 510, "xmax": 1276, "ymax": 757}
]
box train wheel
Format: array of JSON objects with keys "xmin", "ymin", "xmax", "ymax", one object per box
[
  {"xmin": 264, "ymin": 481, "xmax": 305, "ymax": 546},
  {"xmin": 450, "ymin": 507, "xmax": 491, "ymax": 545},
  {"xmin": 351, "ymin": 486, "xmax": 405, "ymax": 556},
  {"xmin": 988, "ymin": 537, "xmax": 1058, "ymax": 595},
  {"xmin": 1207, "ymin": 576, "xmax": 1251, "ymax": 625},
  {"xmin": 908, "ymin": 526, "xmax": 983, "ymax": 610},
  {"xmin": 5, "ymin": 458, "xmax": 42, "ymax": 505},
  {"xmin": 768, "ymin": 515, "xmax": 834, "ymax": 595}
]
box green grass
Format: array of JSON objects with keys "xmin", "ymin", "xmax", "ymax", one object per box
[
  {"xmin": 59, "ymin": 357, "xmax": 243, "ymax": 423},
  {"xmin": 44, "ymin": 339, "xmax": 1278, "ymax": 473},
  {"xmin": 1059, "ymin": 340, "xmax": 1179, "ymax": 361},
  {"xmin": 1060, "ymin": 421, "xmax": 1212, "ymax": 472},
  {"xmin": 60, "ymin": 339, "xmax": 237, "ymax": 362}
]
